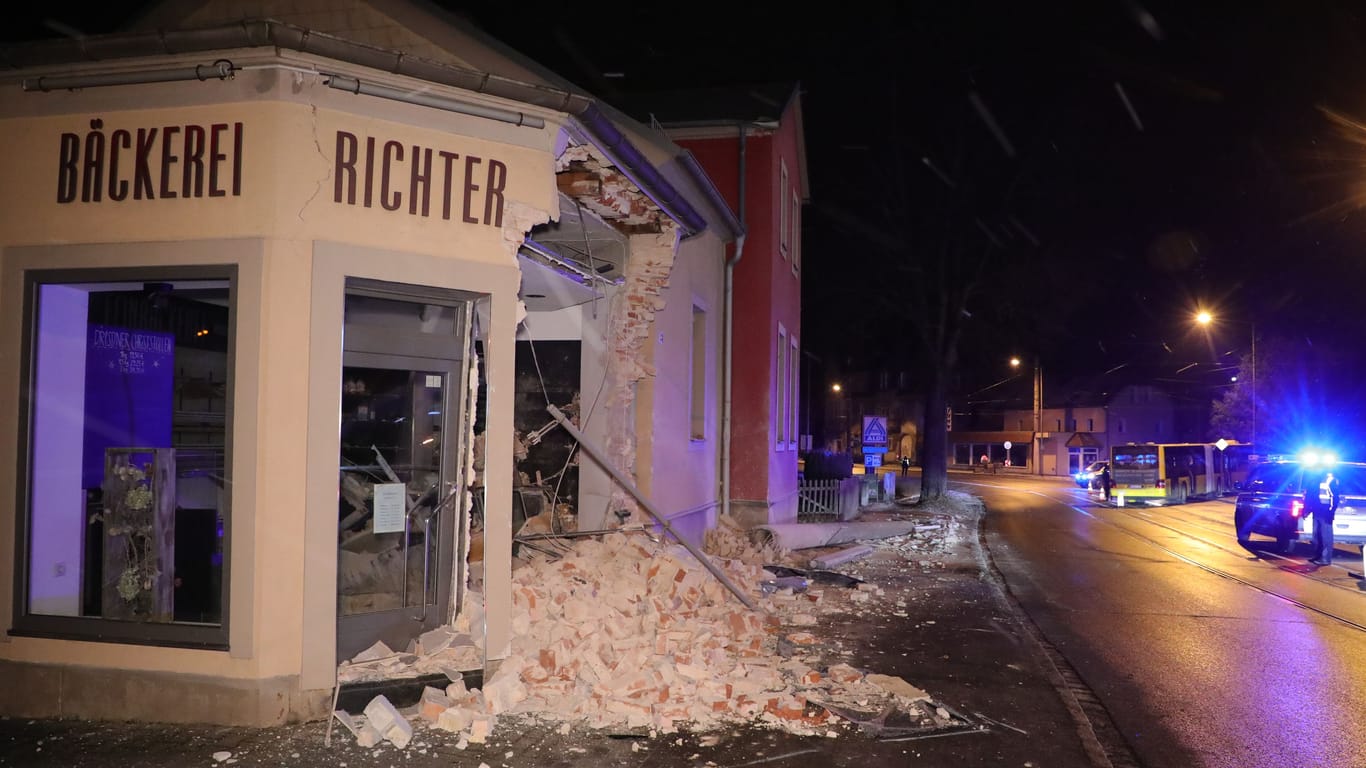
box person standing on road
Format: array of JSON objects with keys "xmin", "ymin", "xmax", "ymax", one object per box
[
  {"xmin": 900, "ymin": 455, "xmax": 910, "ymax": 476},
  {"xmin": 1100, "ymin": 464, "xmax": 1113, "ymax": 502},
  {"xmin": 1306, "ymin": 469, "xmax": 1342, "ymax": 566}
]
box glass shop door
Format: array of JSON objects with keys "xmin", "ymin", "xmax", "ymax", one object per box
[{"xmin": 335, "ymin": 284, "xmax": 471, "ymax": 662}]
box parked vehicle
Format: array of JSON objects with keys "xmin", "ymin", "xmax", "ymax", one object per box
[
  {"xmin": 1110, "ymin": 442, "xmax": 1249, "ymax": 503},
  {"xmin": 1074, "ymin": 460, "xmax": 1108, "ymax": 489},
  {"xmin": 1233, "ymin": 457, "xmax": 1366, "ymax": 553}
]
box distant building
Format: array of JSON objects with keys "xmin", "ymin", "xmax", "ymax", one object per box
[
  {"xmin": 954, "ymin": 383, "xmax": 1199, "ymax": 475},
  {"xmin": 822, "ymin": 368, "xmax": 921, "ymax": 464}
]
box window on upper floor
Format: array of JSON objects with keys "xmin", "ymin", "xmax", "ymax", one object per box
[
  {"xmin": 690, "ymin": 304, "xmax": 707, "ymax": 441},
  {"xmin": 775, "ymin": 324, "xmax": 788, "ymax": 450},
  {"xmin": 779, "ymin": 159, "xmax": 790, "ymax": 260},
  {"xmin": 788, "ymin": 334, "xmax": 799, "ymax": 450},
  {"xmin": 1088, "ymin": 418, "xmax": 1095, "ymax": 431},
  {"xmin": 791, "ymin": 187, "xmax": 801, "ymax": 277}
]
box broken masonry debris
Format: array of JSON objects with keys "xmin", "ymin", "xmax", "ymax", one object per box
[{"xmin": 547, "ymin": 403, "xmax": 757, "ymax": 610}]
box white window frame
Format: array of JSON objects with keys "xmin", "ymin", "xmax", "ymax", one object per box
[
  {"xmin": 689, "ymin": 303, "xmax": 706, "ymax": 441},
  {"xmin": 791, "ymin": 187, "xmax": 801, "ymax": 277},
  {"xmin": 779, "ymin": 159, "xmax": 790, "ymax": 260},
  {"xmin": 788, "ymin": 334, "xmax": 799, "ymax": 450},
  {"xmin": 775, "ymin": 324, "xmax": 788, "ymax": 450}
]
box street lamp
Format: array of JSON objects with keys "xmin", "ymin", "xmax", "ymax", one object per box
[
  {"xmin": 1010, "ymin": 356, "xmax": 1043, "ymax": 475},
  {"xmin": 831, "ymin": 383, "xmax": 849, "ymax": 456},
  {"xmin": 1195, "ymin": 310, "xmax": 1256, "ymax": 446}
]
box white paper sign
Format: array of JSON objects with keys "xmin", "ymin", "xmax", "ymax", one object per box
[{"xmin": 373, "ymin": 483, "xmax": 407, "ymax": 534}]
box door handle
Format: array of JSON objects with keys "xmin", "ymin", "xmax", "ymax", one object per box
[
  {"xmin": 410, "ymin": 481, "xmax": 454, "ymax": 621},
  {"xmin": 412, "ymin": 513, "xmax": 431, "ymax": 621}
]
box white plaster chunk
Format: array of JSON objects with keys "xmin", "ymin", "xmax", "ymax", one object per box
[
  {"xmin": 362, "ymin": 695, "xmax": 402, "ymax": 734},
  {"xmin": 418, "ymin": 626, "xmax": 457, "ymax": 655},
  {"xmin": 351, "ymin": 640, "xmax": 395, "ymax": 663},
  {"xmin": 384, "ymin": 715, "xmax": 413, "ymax": 749},
  {"xmin": 864, "ymin": 673, "xmax": 932, "ymax": 703},
  {"xmin": 435, "ymin": 706, "xmax": 475, "ymax": 734}
]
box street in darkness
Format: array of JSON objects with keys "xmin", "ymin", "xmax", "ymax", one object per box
[{"xmin": 969, "ymin": 473, "xmax": 1366, "ymax": 768}]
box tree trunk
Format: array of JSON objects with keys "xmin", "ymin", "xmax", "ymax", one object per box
[{"xmin": 919, "ymin": 369, "xmax": 949, "ymax": 501}]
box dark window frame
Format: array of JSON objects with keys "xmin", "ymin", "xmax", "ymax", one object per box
[{"xmin": 11, "ymin": 265, "xmax": 236, "ymax": 650}]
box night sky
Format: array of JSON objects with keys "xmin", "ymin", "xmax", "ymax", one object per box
[
  {"xmin": 455, "ymin": 1, "xmax": 1366, "ymax": 440},
  {"xmin": 10, "ymin": 1, "xmax": 1366, "ymax": 441}
]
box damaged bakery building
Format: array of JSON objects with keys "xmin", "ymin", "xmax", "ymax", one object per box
[{"xmin": 0, "ymin": 0, "xmax": 807, "ymax": 726}]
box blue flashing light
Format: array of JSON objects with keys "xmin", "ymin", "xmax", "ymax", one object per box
[{"xmin": 1298, "ymin": 450, "xmax": 1339, "ymax": 467}]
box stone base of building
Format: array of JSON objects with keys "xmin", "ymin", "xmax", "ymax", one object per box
[
  {"xmin": 730, "ymin": 497, "xmax": 798, "ymax": 528},
  {"xmin": 0, "ymin": 660, "xmax": 332, "ymax": 726}
]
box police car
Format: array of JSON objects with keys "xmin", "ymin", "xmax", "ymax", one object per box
[
  {"xmin": 1074, "ymin": 460, "xmax": 1108, "ymax": 489},
  {"xmin": 1233, "ymin": 453, "xmax": 1366, "ymax": 554}
]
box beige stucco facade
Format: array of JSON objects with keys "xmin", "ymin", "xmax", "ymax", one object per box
[{"xmin": 0, "ymin": 53, "xmax": 559, "ymax": 724}]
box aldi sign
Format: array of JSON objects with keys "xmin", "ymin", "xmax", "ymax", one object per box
[{"xmin": 862, "ymin": 416, "xmax": 888, "ymax": 445}]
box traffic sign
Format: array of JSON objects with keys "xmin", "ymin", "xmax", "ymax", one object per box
[
  {"xmin": 862, "ymin": 416, "xmax": 888, "ymax": 445},
  {"xmin": 864, "ymin": 453, "xmax": 882, "ymax": 468}
]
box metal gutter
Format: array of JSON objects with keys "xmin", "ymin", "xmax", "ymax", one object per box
[{"xmin": 677, "ymin": 150, "xmax": 744, "ymax": 241}]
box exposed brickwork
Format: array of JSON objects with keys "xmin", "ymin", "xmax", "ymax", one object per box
[
  {"xmin": 551, "ymin": 143, "xmax": 680, "ymax": 522},
  {"xmin": 555, "ymin": 145, "xmax": 664, "ymax": 231},
  {"xmin": 604, "ymin": 231, "xmax": 678, "ymax": 519}
]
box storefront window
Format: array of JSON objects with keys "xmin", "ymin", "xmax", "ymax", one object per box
[{"xmin": 18, "ymin": 270, "xmax": 233, "ymax": 646}]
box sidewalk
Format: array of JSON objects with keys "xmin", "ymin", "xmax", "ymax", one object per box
[{"xmin": 0, "ymin": 488, "xmax": 1105, "ymax": 768}]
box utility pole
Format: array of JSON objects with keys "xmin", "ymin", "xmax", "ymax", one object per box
[{"xmin": 1033, "ymin": 359, "xmax": 1042, "ymax": 475}]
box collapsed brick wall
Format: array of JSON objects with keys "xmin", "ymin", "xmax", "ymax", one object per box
[
  {"xmin": 553, "ymin": 143, "xmax": 679, "ymax": 524},
  {"xmin": 604, "ymin": 231, "xmax": 678, "ymax": 521}
]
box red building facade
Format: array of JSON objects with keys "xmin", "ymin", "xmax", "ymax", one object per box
[{"xmin": 647, "ymin": 85, "xmax": 808, "ymax": 524}]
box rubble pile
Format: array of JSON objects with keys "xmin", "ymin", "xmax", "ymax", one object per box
[
  {"xmin": 335, "ymin": 522, "xmax": 962, "ymax": 749},
  {"xmin": 701, "ymin": 513, "xmax": 792, "ymax": 566},
  {"xmin": 410, "ymin": 531, "xmax": 938, "ymax": 740}
]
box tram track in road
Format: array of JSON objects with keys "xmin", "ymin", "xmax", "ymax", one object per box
[
  {"xmin": 967, "ymin": 479, "xmax": 1366, "ymax": 635},
  {"xmin": 1045, "ymin": 482, "xmax": 1366, "ymax": 586},
  {"xmin": 961, "ymin": 476, "xmax": 1366, "ymax": 767},
  {"xmin": 1088, "ymin": 497, "xmax": 1366, "ymax": 592},
  {"xmin": 956, "ymin": 475, "xmax": 1366, "ymax": 631}
]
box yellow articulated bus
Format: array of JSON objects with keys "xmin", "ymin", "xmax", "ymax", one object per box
[{"xmin": 1109, "ymin": 442, "xmax": 1252, "ymax": 504}]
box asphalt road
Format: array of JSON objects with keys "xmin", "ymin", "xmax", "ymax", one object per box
[{"xmin": 963, "ymin": 474, "xmax": 1366, "ymax": 768}]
